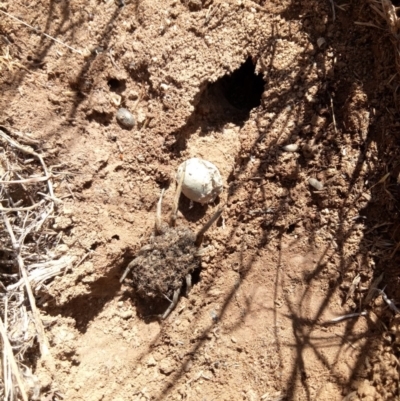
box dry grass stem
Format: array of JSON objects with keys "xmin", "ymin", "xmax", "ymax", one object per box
[
  {"xmin": 0, "ymin": 45, "xmax": 31, "ymax": 73},
  {"xmin": 0, "ymin": 317, "xmax": 29, "ymax": 401},
  {"xmin": 7, "ymin": 256, "xmax": 76, "ymax": 291},
  {"xmin": 329, "ymin": 93, "xmax": 338, "ymax": 135},
  {"xmin": 0, "ymin": 175, "xmax": 51, "ymax": 184},
  {"xmin": 0, "ymin": 200, "xmax": 45, "ymax": 212},
  {"xmin": 3, "ymin": 213, "xmax": 51, "ymax": 358},
  {"xmin": 327, "ymin": 311, "xmax": 368, "ymax": 323},
  {"xmin": 354, "ymin": 21, "xmax": 384, "ymax": 29},
  {"xmin": 0, "ymin": 129, "xmax": 70, "ymax": 398},
  {"xmin": 369, "ymin": 0, "xmax": 400, "ymax": 75},
  {"xmin": 0, "ymin": 9, "xmax": 83, "ymax": 55},
  {"xmin": 0, "ymin": 129, "xmax": 58, "ymax": 204}
]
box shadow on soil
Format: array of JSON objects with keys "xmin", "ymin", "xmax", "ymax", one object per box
[{"xmin": 143, "ymin": 1, "xmax": 400, "ymax": 400}]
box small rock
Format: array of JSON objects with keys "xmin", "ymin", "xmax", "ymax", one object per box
[
  {"xmin": 136, "ymin": 108, "xmax": 146, "ymax": 124},
  {"xmin": 183, "ymin": 360, "xmax": 192, "ymax": 372},
  {"xmin": 147, "ymin": 356, "xmax": 157, "ymax": 366},
  {"xmin": 231, "ymin": 336, "xmax": 237, "ymax": 343},
  {"xmin": 207, "ymin": 288, "xmax": 223, "ymax": 297},
  {"xmin": 317, "ymin": 37, "xmax": 326, "ymax": 49},
  {"xmin": 282, "ymin": 144, "xmax": 298, "ymax": 152},
  {"xmin": 119, "ymin": 310, "xmax": 133, "ymax": 319},
  {"xmin": 309, "ymin": 178, "xmax": 324, "ymax": 190},
  {"xmin": 53, "ymin": 216, "xmax": 73, "ymax": 230},
  {"xmin": 116, "ymin": 108, "xmax": 135, "ymax": 129},
  {"xmin": 159, "ymin": 360, "xmax": 175, "ymax": 375},
  {"xmin": 81, "ymin": 275, "xmax": 96, "ymax": 284}
]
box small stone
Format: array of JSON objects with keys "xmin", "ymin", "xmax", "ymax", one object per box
[
  {"xmin": 231, "ymin": 336, "xmax": 237, "ymax": 343},
  {"xmin": 136, "ymin": 108, "xmax": 146, "ymax": 124},
  {"xmin": 309, "ymin": 178, "xmax": 324, "ymax": 190},
  {"xmin": 183, "ymin": 360, "xmax": 192, "ymax": 372},
  {"xmin": 116, "ymin": 108, "xmax": 135, "ymax": 129},
  {"xmin": 159, "ymin": 360, "xmax": 174, "ymax": 375},
  {"xmin": 53, "ymin": 216, "xmax": 72, "ymax": 230},
  {"xmin": 317, "ymin": 37, "xmax": 326, "ymax": 49},
  {"xmin": 81, "ymin": 275, "xmax": 96, "ymax": 283},
  {"xmin": 119, "ymin": 310, "xmax": 133, "ymax": 319},
  {"xmin": 282, "ymin": 144, "xmax": 298, "ymax": 152},
  {"xmin": 147, "ymin": 356, "xmax": 157, "ymax": 366}
]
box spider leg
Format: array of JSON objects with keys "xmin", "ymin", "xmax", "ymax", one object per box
[
  {"xmin": 120, "ymin": 257, "xmax": 140, "ymax": 283},
  {"xmin": 155, "ymin": 188, "xmax": 165, "ymax": 234},
  {"xmin": 195, "ymin": 206, "xmax": 224, "ymax": 246},
  {"xmin": 185, "ymin": 274, "xmax": 192, "ymax": 295},
  {"xmin": 162, "ymin": 288, "xmax": 180, "ymax": 319},
  {"xmin": 170, "ymin": 161, "xmax": 186, "ymax": 227}
]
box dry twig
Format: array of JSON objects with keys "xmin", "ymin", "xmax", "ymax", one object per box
[
  {"xmin": 3, "ymin": 213, "xmax": 51, "ymax": 357},
  {"xmin": 0, "ymin": 316, "xmax": 29, "ymax": 401},
  {"xmin": 368, "ymin": 0, "xmax": 400, "ymax": 75},
  {"xmin": 0, "ymin": 129, "xmax": 69, "ymax": 398}
]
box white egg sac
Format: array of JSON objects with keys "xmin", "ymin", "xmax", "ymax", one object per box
[{"xmin": 176, "ymin": 158, "xmax": 223, "ymax": 204}]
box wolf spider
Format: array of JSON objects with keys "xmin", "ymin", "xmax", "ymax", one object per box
[{"xmin": 120, "ymin": 168, "xmax": 223, "ymax": 319}]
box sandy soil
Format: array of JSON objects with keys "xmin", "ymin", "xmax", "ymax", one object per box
[{"xmin": 1, "ymin": 0, "xmax": 400, "ymax": 400}]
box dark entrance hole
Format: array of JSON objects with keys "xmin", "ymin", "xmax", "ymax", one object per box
[
  {"xmin": 166, "ymin": 56, "xmax": 265, "ymax": 152},
  {"xmin": 107, "ymin": 78, "xmax": 126, "ymax": 93},
  {"xmin": 190, "ymin": 266, "xmax": 202, "ymax": 287},
  {"xmin": 217, "ymin": 57, "xmax": 265, "ymax": 111}
]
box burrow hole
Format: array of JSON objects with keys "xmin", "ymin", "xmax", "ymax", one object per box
[
  {"xmin": 197, "ymin": 56, "xmax": 265, "ymax": 124},
  {"xmin": 169, "ymin": 56, "xmax": 265, "ymax": 151},
  {"xmin": 217, "ymin": 57, "xmax": 265, "ymax": 112},
  {"xmin": 107, "ymin": 78, "xmax": 126, "ymax": 93}
]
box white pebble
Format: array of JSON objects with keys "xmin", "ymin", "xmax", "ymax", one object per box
[
  {"xmin": 282, "ymin": 144, "xmax": 298, "ymax": 152},
  {"xmin": 309, "ymin": 178, "xmax": 324, "ymax": 190},
  {"xmin": 177, "ymin": 158, "xmax": 223, "ymax": 204}
]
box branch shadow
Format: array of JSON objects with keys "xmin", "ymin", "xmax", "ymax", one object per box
[{"xmin": 127, "ymin": 1, "xmax": 400, "ymax": 400}]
